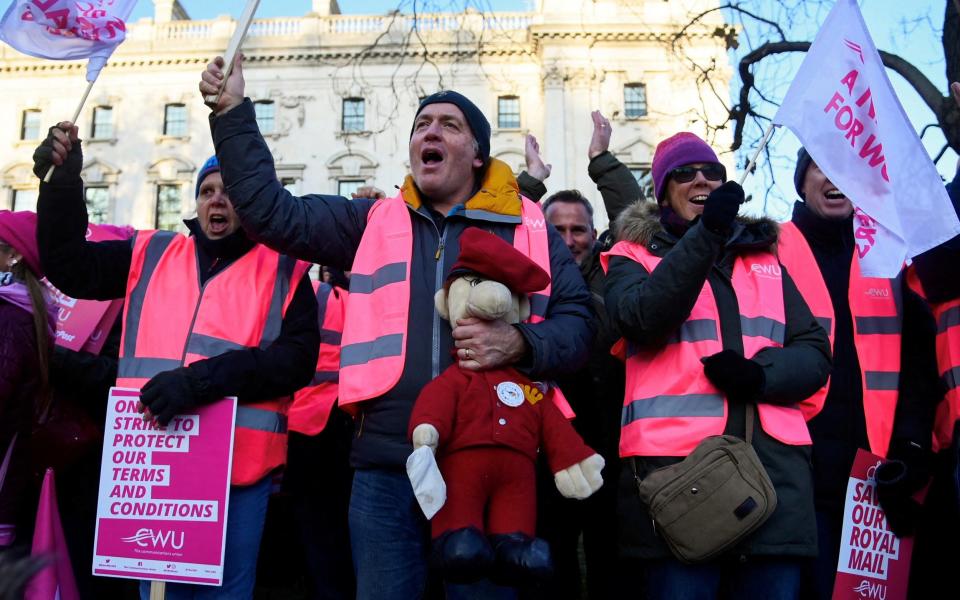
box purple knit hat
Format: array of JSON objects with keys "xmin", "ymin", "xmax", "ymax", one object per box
[
  {"xmin": 0, "ymin": 210, "xmax": 42, "ymax": 278},
  {"xmin": 651, "ymin": 132, "xmax": 721, "ymax": 201}
]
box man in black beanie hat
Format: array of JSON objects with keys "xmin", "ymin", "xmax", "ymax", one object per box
[
  {"xmin": 779, "ymin": 148, "xmax": 940, "ymax": 600},
  {"xmin": 200, "ymin": 57, "xmax": 593, "ymax": 599}
]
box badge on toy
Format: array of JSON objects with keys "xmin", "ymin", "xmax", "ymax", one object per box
[{"xmin": 407, "ymin": 227, "xmax": 604, "ymax": 586}]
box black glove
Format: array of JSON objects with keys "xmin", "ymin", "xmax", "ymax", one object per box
[
  {"xmin": 32, "ymin": 125, "xmax": 83, "ymax": 184},
  {"xmin": 875, "ymin": 439, "xmax": 931, "ymax": 537},
  {"xmin": 140, "ymin": 367, "xmax": 207, "ymax": 427},
  {"xmin": 701, "ymin": 349, "xmax": 765, "ymax": 403},
  {"xmin": 700, "ymin": 181, "xmax": 744, "ymax": 235}
]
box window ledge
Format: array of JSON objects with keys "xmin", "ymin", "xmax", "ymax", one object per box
[
  {"xmin": 87, "ymin": 137, "xmax": 118, "ymax": 145},
  {"xmin": 494, "ymin": 127, "xmax": 523, "ymax": 134},
  {"xmin": 336, "ymin": 130, "xmax": 372, "ymax": 138},
  {"xmin": 157, "ymin": 134, "xmax": 190, "ymax": 143},
  {"xmin": 14, "ymin": 138, "xmax": 42, "ymax": 147}
]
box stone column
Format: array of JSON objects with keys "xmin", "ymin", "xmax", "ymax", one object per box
[{"xmin": 542, "ymin": 64, "xmax": 568, "ymax": 190}]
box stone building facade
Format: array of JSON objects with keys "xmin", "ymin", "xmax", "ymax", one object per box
[{"xmin": 0, "ymin": 0, "xmax": 732, "ymax": 230}]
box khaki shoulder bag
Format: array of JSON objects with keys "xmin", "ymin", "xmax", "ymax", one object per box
[{"xmin": 633, "ymin": 404, "xmax": 777, "ymax": 563}]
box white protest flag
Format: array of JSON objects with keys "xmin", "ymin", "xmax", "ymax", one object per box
[
  {"xmin": 0, "ymin": 0, "xmax": 139, "ymax": 82},
  {"xmin": 773, "ymin": 0, "xmax": 960, "ymax": 277}
]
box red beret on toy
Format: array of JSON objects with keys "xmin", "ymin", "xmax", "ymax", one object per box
[{"xmin": 448, "ymin": 228, "xmax": 550, "ymax": 294}]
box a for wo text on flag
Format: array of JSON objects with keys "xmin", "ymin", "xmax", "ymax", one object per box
[
  {"xmin": 773, "ymin": 0, "xmax": 960, "ymax": 278},
  {"xmin": 0, "ymin": 0, "xmax": 138, "ymax": 81}
]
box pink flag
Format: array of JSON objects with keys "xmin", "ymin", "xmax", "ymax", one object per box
[
  {"xmin": 0, "ymin": 0, "xmax": 139, "ymax": 81},
  {"xmin": 25, "ymin": 469, "xmax": 80, "ymax": 600},
  {"xmin": 773, "ymin": 0, "xmax": 960, "ymax": 277}
]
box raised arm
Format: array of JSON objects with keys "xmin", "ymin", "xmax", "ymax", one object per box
[
  {"xmin": 201, "ymin": 56, "xmax": 373, "ymax": 269},
  {"xmin": 587, "ymin": 111, "xmax": 642, "ymax": 224}
]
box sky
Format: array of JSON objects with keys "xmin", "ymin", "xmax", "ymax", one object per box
[{"xmin": 127, "ymin": 0, "xmax": 956, "ymax": 216}]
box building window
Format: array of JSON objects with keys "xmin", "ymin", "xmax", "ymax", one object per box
[
  {"xmin": 624, "ymin": 84, "xmax": 647, "ymax": 119},
  {"xmin": 163, "ymin": 104, "xmax": 187, "ymax": 137},
  {"xmin": 21, "ymin": 110, "xmax": 41, "ymax": 140},
  {"xmin": 155, "ymin": 184, "xmax": 182, "ymax": 231},
  {"xmin": 497, "ymin": 96, "xmax": 521, "ymax": 129},
  {"xmin": 254, "ymin": 100, "xmax": 275, "ymax": 134},
  {"xmin": 629, "ymin": 165, "xmax": 653, "ymax": 199},
  {"xmin": 338, "ymin": 180, "xmax": 365, "ymax": 198},
  {"xmin": 342, "ymin": 98, "xmax": 365, "ymax": 132},
  {"xmin": 12, "ymin": 189, "xmax": 38, "ymax": 212},
  {"xmin": 91, "ymin": 106, "xmax": 114, "ymax": 139},
  {"xmin": 85, "ymin": 186, "xmax": 110, "ymax": 224}
]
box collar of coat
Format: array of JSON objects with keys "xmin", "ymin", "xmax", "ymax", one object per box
[
  {"xmin": 399, "ymin": 158, "xmax": 523, "ymax": 223},
  {"xmin": 613, "ymin": 200, "xmax": 779, "ymax": 251}
]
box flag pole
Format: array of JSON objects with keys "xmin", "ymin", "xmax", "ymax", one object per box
[
  {"xmin": 149, "ymin": 581, "xmax": 165, "ymax": 599},
  {"xmin": 43, "ymin": 77, "xmax": 97, "ymax": 183},
  {"xmin": 738, "ymin": 122, "xmax": 778, "ymax": 185},
  {"xmin": 204, "ymin": 0, "xmax": 261, "ymax": 107}
]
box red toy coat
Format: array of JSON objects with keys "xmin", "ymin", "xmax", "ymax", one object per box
[{"xmin": 409, "ymin": 364, "xmax": 596, "ymax": 537}]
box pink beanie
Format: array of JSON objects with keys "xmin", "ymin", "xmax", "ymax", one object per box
[
  {"xmin": 0, "ymin": 210, "xmax": 42, "ymax": 278},
  {"xmin": 651, "ymin": 132, "xmax": 721, "ymax": 201}
]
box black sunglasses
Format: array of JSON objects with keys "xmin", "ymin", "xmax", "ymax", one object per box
[{"xmin": 670, "ymin": 164, "xmax": 726, "ymax": 184}]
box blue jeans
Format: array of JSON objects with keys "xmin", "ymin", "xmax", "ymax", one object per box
[
  {"xmin": 643, "ymin": 556, "xmax": 802, "ymax": 600},
  {"xmin": 139, "ymin": 476, "xmax": 271, "ymax": 600},
  {"xmin": 349, "ymin": 468, "xmax": 431, "ymax": 600}
]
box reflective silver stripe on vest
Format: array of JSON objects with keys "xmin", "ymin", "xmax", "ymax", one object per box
[
  {"xmin": 316, "ymin": 282, "xmax": 332, "ymax": 325},
  {"xmin": 740, "ymin": 315, "xmax": 786, "ymax": 344},
  {"xmin": 938, "ymin": 305, "xmax": 960, "ymax": 335},
  {"xmin": 865, "ymin": 371, "xmax": 899, "ymax": 391},
  {"xmin": 261, "ymin": 255, "xmax": 297, "ymax": 349},
  {"xmin": 530, "ymin": 293, "xmax": 549, "ymax": 318},
  {"xmin": 666, "ymin": 319, "xmax": 718, "ymax": 344},
  {"xmin": 341, "ymin": 333, "xmax": 405, "ymax": 367},
  {"xmin": 320, "ymin": 329, "xmax": 343, "ymax": 345},
  {"xmin": 236, "ymin": 405, "xmax": 287, "ymax": 434},
  {"xmin": 311, "ymin": 371, "xmax": 339, "ymax": 385},
  {"xmin": 943, "ymin": 367, "xmax": 959, "ymax": 391},
  {"xmin": 621, "ymin": 394, "xmax": 725, "ymax": 426},
  {"xmin": 186, "ymin": 334, "xmax": 248, "ymax": 358},
  {"xmin": 855, "ymin": 316, "xmax": 901, "ymax": 335},
  {"xmin": 815, "ymin": 317, "xmax": 833, "ymax": 333},
  {"xmin": 350, "ymin": 262, "xmax": 407, "ymax": 294},
  {"xmin": 118, "ymin": 357, "xmax": 182, "ymax": 380},
  {"xmin": 122, "ymin": 231, "xmax": 176, "ymax": 361}
]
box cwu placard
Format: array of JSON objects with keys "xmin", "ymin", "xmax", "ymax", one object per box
[
  {"xmin": 832, "ymin": 449, "xmax": 916, "ymax": 600},
  {"xmin": 93, "ymin": 387, "xmax": 236, "ymax": 585}
]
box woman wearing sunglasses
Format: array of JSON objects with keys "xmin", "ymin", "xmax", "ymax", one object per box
[{"xmin": 602, "ymin": 132, "xmax": 831, "ymax": 599}]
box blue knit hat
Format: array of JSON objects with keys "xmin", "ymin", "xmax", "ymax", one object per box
[
  {"xmin": 195, "ymin": 155, "xmax": 220, "ymax": 198},
  {"xmin": 412, "ymin": 91, "xmax": 491, "ymax": 164}
]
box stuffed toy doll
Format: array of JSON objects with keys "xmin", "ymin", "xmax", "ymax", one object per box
[{"xmin": 408, "ymin": 227, "xmax": 604, "ymax": 586}]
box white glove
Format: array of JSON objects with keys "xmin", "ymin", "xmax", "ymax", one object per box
[
  {"xmin": 412, "ymin": 423, "xmax": 439, "ymax": 453},
  {"xmin": 554, "ymin": 454, "xmax": 605, "ymax": 500}
]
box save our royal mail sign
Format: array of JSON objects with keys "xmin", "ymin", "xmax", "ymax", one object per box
[
  {"xmin": 832, "ymin": 449, "xmax": 916, "ymax": 600},
  {"xmin": 93, "ymin": 388, "xmax": 236, "ymax": 586}
]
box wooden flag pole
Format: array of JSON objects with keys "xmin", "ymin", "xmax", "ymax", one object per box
[
  {"xmin": 149, "ymin": 581, "xmax": 166, "ymax": 599},
  {"xmin": 204, "ymin": 0, "xmax": 262, "ymax": 107},
  {"xmin": 738, "ymin": 122, "xmax": 778, "ymax": 186},
  {"xmin": 43, "ymin": 78, "xmax": 96, "ymax": 183}
]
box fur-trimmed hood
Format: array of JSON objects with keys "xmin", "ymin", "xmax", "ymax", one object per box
[{"xmin": 612, "ymin": 200, "xmax": 780, "ymax": 250}]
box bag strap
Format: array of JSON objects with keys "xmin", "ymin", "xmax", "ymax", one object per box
[{"xmin": 745, "ymin": 402, "xmax": 755, "ymax": 445}]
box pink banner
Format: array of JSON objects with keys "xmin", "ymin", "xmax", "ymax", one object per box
[
  {"xmin": 47, "ymin": 223, "xmax": 129, "ymax": 354},
  {"xmin": 93, "ymin": 388, "xmax": 236, "ymax": 586},
  {"xmin": 831, "ymin": 449, "xmax": 915, "ymax": 600}
]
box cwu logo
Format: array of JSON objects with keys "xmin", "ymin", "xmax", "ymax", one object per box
[
  {"xmin": 121, "ymin": 528, "xmax": 185, "ymax": 550},
  {"xmin": 853, "ymin": 580, "xmax": 886, "ymax": 599}
]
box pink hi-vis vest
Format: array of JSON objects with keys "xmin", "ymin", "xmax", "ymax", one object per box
[
  {"xmin": 906, "ymin": 270, "xmax": 960, "ymax": 454},
  {"xmin": 117, "ymin": 230, "xmax": 310, "ymax": 485},
  {"xmin": 779, "ymin": 222, "xmax": 902, "ymax": 458},
  {"xmin": 289, "ymin": 282, "xmax": 347, "ymax": 436},
  {"xmin": 600, "ymin": 240, "xmax": 812, "ymax": 458},
  {"xmin": 338, "ymin": 193, "xmax": 573, "ymax": 417}
]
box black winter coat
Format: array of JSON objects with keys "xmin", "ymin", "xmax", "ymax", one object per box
[
  {"xmin": 36, "ymin": 180, "xmax": 319, "ymax": 408},
  {"xmin": 604, "ymin": 202, "xmax": 832, "ymax": 560},
  {"xmin": 209, "ymin": 99, "xmax": 594, "ymax": 469}
]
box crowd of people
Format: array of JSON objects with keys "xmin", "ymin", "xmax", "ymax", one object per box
[{"xmin": 0, "ymin": 53, "xmax": 958, "ymax": 600}]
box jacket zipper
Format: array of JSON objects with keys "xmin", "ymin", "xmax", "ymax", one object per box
[{"xmin": 410, "ymin": 208, "xmax": 447, "ymax": 379}]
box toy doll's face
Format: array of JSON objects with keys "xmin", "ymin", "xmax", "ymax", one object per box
[{"xmin": 435, "ymin": 275, "xmax": 528, "ymax": 325}]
